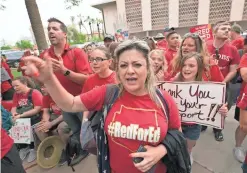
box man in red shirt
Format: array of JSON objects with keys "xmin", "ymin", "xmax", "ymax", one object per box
[
  {"xmin": 230, "ymin": 23, "xmax": 244, "ymax": 50},
  {"xmin": 1, "ymin": 128, "xmax": 26, "ymax": 173},
  {"xmin": 40, "ymin": 18, "xmax": 91, "ymax": 164},
  {"xmin": 207, "ymin": 21, "xmax": 240, "ymax": 141},
  {"xmin": 165, "ymin": 30, "xmax": 179, "ymax": 77}
]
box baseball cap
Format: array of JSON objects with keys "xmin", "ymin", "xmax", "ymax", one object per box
[
  {"xmin": 164, "ymin": 27, "xmax": 175, "ymax": 33},
  {"xmin": 104, "ymin": 34, "xmax": 114, "ymax": 41},
  {"xmin": 232, "ymin": 23, "xmax": 243, "ymax": 34}
]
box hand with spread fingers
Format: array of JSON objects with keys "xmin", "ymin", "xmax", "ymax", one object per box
[
  {"xmin": 51, "ymin": 55, "xmax": 67, "ymax": 73},
  {"xmin": 22, "ymin": 53, "xmax": 54, "ymax": 83},
  {"xmin": 219, "ymin": 103, "xmax": 228, "ymax": 117},
  {"xmin": 129, "ymin": 145, "xmax": 167, "ymax": 172}
]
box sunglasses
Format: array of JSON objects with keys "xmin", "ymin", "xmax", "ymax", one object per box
[
  {"xmin": 183, "ymin": 32, "xmax": 200, "ymax": 39},
  {"xmin": 215, "ymin": 48, "xmax": 220, "ymax": 60}
]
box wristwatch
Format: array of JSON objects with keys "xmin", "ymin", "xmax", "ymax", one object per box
[{"xmin": 64, "ymin": 70, "xmax": 70, "ymax": 76}]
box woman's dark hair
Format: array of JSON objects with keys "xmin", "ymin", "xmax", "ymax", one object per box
[
  {"xmin": 13, "ymin": 76, "xmax": 36, "ymax": 89},
  {"xmin": 176, "ymin": 52, "xmax": 204, "ymax": 82},
  {"xmin": 109, "ymin": 42, "xmax": 120, "ymax": 59}
]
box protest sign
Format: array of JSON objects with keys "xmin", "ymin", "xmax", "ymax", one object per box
[
  {"xmin": 9, "ymin": 118, "xmax": 32, "ymax": 144},
  {"xmin": 157, "ymin": 82, "xmax": 226, "ymax": 129},
  {"xmin": 190, "ymin": 24, "xmax": 213, "ymax": 41}
]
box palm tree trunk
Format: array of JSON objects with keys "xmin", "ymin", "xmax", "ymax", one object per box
[
  {"xmin": 25, "ymin": 0, "xmax": 48, "ymax": 51},
  {"xmin": 97, "ymin": 23, "xmax": 101, "ymax": 39}
]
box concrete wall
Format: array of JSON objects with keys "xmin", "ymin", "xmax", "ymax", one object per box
[{"xmin": 102, "ymin": 2, "xmax": 118, "ymax": 35}]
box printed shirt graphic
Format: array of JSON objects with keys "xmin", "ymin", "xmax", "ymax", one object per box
[
  {"xmin": 237, "ymin": 54, "xmax": 247, "ymax": 109},
  {"xmin": 80, "ymin": 85, "xmax": 181, "ymax": 173},
  {"xmin": 207, "ymin": 41, "xmax": 240, "ymax": 77},
  {"xmin": 43, "ymin": 95, "xmax": 61, "ymax": 116},
  {"xmin": 12, "ymin": 89, "xmax": 43, "ymax": 108},
  {"xmin": 82, "ymin": 72, "xmax": 117, "ymax": 93}
]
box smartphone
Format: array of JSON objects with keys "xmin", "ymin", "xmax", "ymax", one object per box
[{"xmin": 132, "ymin": 145, "xmax": 147, "ymax": 164}]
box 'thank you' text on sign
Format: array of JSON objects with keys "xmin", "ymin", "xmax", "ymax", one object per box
[{"xmin": 158, "ymin": 82, "xmax": 226, "ymax": 129}]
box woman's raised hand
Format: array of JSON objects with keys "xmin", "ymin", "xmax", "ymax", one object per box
[{"xmin": 22, "ymin": 53, "xmax": 53, "ymax": 83}]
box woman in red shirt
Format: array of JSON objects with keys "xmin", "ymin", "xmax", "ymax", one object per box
[
  {"xmin": 11, "ymin": 76, "xmax": 43, "ymax": 163},
  {"xmin": 171, "ymin": 33, "xmax": 225, "ymax": 141},
  {"xmin": 23, "ymin": 40, "xmax": 183, "ymax": 173},
  {"xmin": 149, "ymin": 49, "xmax": 169, "ymax": 81},
  {"xmin": 173, "ymin": 52, "xmax": 228, "ymax": 164},
  {"xmin": 82, "ymin": 47, "xmax": 117, "ymax": 121}
]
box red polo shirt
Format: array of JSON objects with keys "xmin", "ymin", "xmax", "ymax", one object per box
[
  {"xmin": 165, "ymin": 48, "xmax": 177, "ymax": 76},
  {"xmin": 156, "ymin": 40, "xmax": 168, "ymax": 51},
  {"xmin": 40, "ymin": 44, "xmax": 92, "ymax": 96}
]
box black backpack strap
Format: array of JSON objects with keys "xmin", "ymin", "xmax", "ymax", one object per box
[
  {"xmin": 104, "ymin": 84, "xmax": 119, "ymax": 106},
  {"xmin": 156, "ymin": 89, "xmax": 170, "ymax": 122},
  {"xmin": 28, "ymin": 89, "xmax": 33, "ymax": 103}
]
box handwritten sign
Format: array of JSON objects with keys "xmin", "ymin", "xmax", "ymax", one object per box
[
  {"xmin": 190, "ymin": 24, "xmax": 213, "ymax": 41},
  {"xmin": 9, "ymin": 118, "xmax": 32, "ymax": 144},
  {"xmin": 157, "ymin": 82, "xmax": 226, "ymax": 129}
]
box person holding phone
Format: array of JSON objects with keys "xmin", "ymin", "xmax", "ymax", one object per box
[{"xmin": 22, "ymin": 40, "xmax": 182, "ymax": 173}]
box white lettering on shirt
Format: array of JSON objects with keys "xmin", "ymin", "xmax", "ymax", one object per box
[{"xmin": 108, "ymin": 121, "xmax": 161, "ymax": 142}]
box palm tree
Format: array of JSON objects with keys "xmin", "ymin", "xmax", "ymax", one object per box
[
  {"xmin": 96, "ymin": 18, "xmax": 103, "ymax": 39},
  {"xmin": 77, "ymin": 14, "xmax": 89, "ymax": 41},
  {"xmin": 85, "ymin": 16, "xmax": 93, "ymax": 38},
  {"xmin": 25, "ymin": 0, "xmax": 48, "ymax": 51}
]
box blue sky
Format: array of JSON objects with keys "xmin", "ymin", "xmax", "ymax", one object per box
[{"xmin": 0, "ymin": 0, "xmax": 102, "ymax": 45}]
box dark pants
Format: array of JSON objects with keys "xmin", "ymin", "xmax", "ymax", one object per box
[
  {"xmin": 213, "ymin": 82, "xmax": 234, "ymax": 133},
  {"xmin": 62, "ymin": 111, "xmax": 82, "ymax": 142},
  {"xmin": 2, "ymin": 87, "xmax": 15, "ymax": 100},
  {"xmin": 1, "ymin": 145, "xmax": 26, "ymax": 173}
]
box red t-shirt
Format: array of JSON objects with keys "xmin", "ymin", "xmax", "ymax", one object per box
[
  {"xmin": 82, "ymin": 72, "xmax": 117, "ymax": 93},
  {"xmin": 42, "ymin": 95, "xmax": 61, "ymax": 115},
  {"xmin": 80, "ymin": 85, "xmax": 181, "ymax": 173},
  {"xmin": 231, "ymin": 36, "xmax": 244, "ymax": 50},
  {"xmin": 1, "ymin": 80, "xmax": 12, "ymax": 94},
  {"xmin": 12, "ymin": 89, "xmax": 43, "ymax": 108},
  {"xmin": 2, "ymin": 61, "xmax": 14, "ymax": 79},
  {"xmin": 1, "ymin": 128, "xmax": 14, "ymax": 158},
  {"xmin": 207, "ymin": 41, "xmax": 240, "ymax": 77},
  {"xmin": 156, "ymin": 40, "xmax": 168, "ymax": 51},
  {"xmin": 40, "ymin": 44, "xmax": 92, "ymax": 96},
  {"xmin": 237, "ymin": 54, "xmax": 247, "ymax": 109},
  {"xmin": 165, "ymin": 48, "xmax": 177, "ymax": 75}
]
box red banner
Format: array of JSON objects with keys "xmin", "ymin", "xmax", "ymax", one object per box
[{"xmin": 190, "ymin": 24, "xmax": 213, "ymax": 41}]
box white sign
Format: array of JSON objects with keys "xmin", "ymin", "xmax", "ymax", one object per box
[
  {"xmin": 157, "ymin": 82, "xmax": 226, "ymax": 129},
  {"xmin": 9, "ymin": 118, "xmax": 32, "ymax": 144}
]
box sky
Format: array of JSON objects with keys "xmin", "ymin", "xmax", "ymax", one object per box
[{"xmin": 0, "ymin": 0, "xmax": 103, "ymax": 45}]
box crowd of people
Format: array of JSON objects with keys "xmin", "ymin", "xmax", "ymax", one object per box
[{"xmin": 1, "ymin": 17, "xmax": 247, "ymax": 173}]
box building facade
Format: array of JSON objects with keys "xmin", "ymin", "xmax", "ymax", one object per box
[{"xmin": 92, "ymin": 0, "xmax": 247, "ymax": 38}]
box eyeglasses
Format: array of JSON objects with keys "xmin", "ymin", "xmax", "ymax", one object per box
[{"xmin": 89, "ymin": 57, "xmax": 108, "ymax": 63}]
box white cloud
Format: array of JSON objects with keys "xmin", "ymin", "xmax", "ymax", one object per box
[{"xmin": 0, "ymin": 0, "xmax": 102, "ymax": 45}]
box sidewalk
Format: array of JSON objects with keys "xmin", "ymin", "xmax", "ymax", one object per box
[{"xmin": 25, "ymin": 106, "xmax": 244, "ymax": 173}]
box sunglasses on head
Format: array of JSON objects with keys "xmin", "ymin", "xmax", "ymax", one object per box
[{"xmin": 183, "ymin": 32, "xmax": 200, "ymax": 39}]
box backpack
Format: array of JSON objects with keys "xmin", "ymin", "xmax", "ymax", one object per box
[
  {"xmin": 16, "ymin": 89, "xmax": 41, "ymax": 125},
  {"xmin": 1, "ymin": 105, "xmax": 13, "ymax": 132},
  {"xmin": 80, "ymin": 84, "xmax": 172, "ymax": 173},
  {"xmin": 65, "ymin": 133, "xmax": 82, "ymax": 172},
  {"xmin": 231, "ymin": 49, "xmax": 244, "ymax": 84}
]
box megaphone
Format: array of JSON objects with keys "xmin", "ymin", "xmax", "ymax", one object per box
[{"xmin": 37, "ymin": 136, "xmax": 64, "ymax": 169}]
